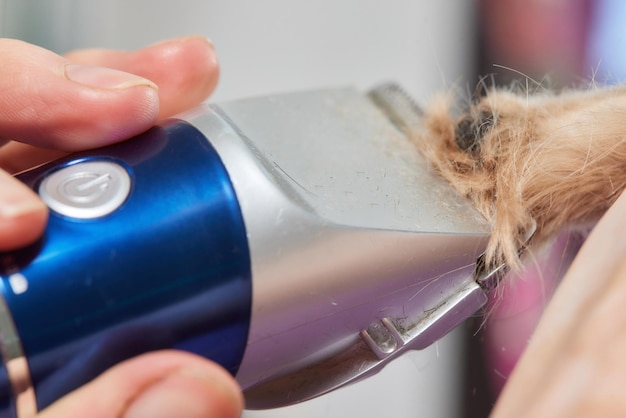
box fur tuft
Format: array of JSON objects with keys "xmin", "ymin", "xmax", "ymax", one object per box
[{"xmin": 412, "ymin": 85, "xmax": 626, "ymax": 270}]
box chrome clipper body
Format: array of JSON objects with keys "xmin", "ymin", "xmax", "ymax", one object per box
[
  {"xmin": 214, "ymin": 85, "xmax": 493, "ymax": 407},
  {"xmin": 0, "ymin": 84, "xmax": 494, "ymax": 416}
]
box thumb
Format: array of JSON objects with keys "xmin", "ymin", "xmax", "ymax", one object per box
[
  {"xmin": 37, "ymin": 351, "xmax": 244, "ymax": 418},
  {"xmin": 0, "ymin": 38, "xmax": 159, "ymax": 151}
]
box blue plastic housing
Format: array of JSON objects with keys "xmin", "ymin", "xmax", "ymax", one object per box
[{"xmin": 0, "ymin": 121, "xmax": 252, "ymax": 414}]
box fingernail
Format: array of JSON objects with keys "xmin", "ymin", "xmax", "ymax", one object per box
[
  {"xmin": 65, "ymin": 64, "xmax": 158, "ymax": 90},
  {"xmin": 198, "ymin": 36, "xmax": 216, "ymax": 50},
  {"xmin": 123, "ymin": 368, "xmax": 242, "ymax": 418}
]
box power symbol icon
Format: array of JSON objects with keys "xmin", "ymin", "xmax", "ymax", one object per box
[
  {"xmin": 60, "ymin": 172, "xmax": 112, "ymax": 204},
  {"xmin": 39, "ymin": 160, "xmax": 131, "ymax": 219}
]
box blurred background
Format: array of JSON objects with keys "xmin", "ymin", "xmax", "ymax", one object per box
[
  {"xmin": 478, "ymin": 0, "xmax": 625, "ymax": 88},
  {"xmin": 1, "ymin": 1, "xmax": 624, "ymax": 417},
  {"xmin": 0, "ymin": 1, "xmax": 477, "ymax": 102}
]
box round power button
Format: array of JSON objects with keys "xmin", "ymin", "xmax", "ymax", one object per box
[{"xmin": 39, "ymin": 160, "xmax": 131, "ymax": 219}]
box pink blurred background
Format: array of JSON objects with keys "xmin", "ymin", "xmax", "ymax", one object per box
[{"xmin": 470, "ymin": 1, "xmax": 625, "ymax": 415}]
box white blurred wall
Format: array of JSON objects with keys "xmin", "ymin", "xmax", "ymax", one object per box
[{"xmin": 1, "ymin": 2, "xmax": 477, "ymax": 417}]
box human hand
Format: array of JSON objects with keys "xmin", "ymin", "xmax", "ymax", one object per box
[
  {"xmin": 0, "ymin": 37, "xmax": 243, "ymax": 417},
  {"xmin": 38, "ymin": 351, "xmax": 243, "ymax": 418},
  {"xmin": 491, "ymin": 189, "xmax": 626, "ymax": 417},
  {"xmin": 0, "ymin": 36, "xmax": 218, "ymax": 251}
]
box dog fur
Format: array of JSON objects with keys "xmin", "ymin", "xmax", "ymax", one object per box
[{"xmin": 412, "ymin": 83, "xmax": 626, "ymax": 270}]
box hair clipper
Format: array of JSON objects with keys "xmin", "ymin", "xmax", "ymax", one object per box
[{"xmin": 0, "ymin": 84, "xmax": 499, "ymax": 417}]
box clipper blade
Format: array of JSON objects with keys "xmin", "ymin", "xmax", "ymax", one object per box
[{"xmin": 368, "ymin": 83, "xmax": 424, "ymax": 133}]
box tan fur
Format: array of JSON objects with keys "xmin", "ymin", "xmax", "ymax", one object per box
[{"xmin": 412, "ymin": 85, "xmax": 626, "ymax": 270}]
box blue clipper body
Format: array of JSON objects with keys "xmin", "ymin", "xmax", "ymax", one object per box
[
  {"xmin": 0, "ymin": 85, "xmax": 499, "ymax": 417},
  {"xmin": 0, "ymin": 121, "xmax": 252, "ymax": 415}
]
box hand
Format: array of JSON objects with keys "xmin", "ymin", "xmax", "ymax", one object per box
[
  {"xmin": 491, "ymin": 189, "xmax": 626, "ymax": 417},
  {"xmin": 0, "ymin": 37, "xmax": 243, "ymax": 418},
  {"xmin": 39, "ymin": 351, "xmax": 243, "ymax": 418},
  {"xmin": 0, "ymin": 36, "xmax": 218, "ymax": 251}
]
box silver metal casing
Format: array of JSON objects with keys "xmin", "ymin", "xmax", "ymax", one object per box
[{"xmin": 186, "ymin": 86, "xmax": 491, "ymax": 408}]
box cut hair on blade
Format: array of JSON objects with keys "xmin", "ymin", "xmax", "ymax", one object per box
[{"xmin": 412, "ymin": 82, "xmax": 626, "ymax": 270}]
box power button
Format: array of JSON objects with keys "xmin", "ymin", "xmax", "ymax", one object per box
[{"xmin": 38, "ymin": 160, "xmax": 132, "ymax": 219}]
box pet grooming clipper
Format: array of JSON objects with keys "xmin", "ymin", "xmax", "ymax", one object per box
[{"xmin": 0, "ymin": 84, "xmax": 499, "ymax": 417}]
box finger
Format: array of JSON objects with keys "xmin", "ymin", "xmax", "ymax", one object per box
[
  {"xmin": 499, "ymin": 258, "xmax": 626, "ymax": 417},
  {"xmin": 0, "ymin": 169, "xmax": 48, "ymax": 251},
  {"xmin": 63, "ymin": 36, "xmax": 219, "ymax": 119},
  {"xmin": 0, "ymin": 36, "xmax": 219, "ymax": 173},
  {"xmin": 0, "ymin": 38, "xmax": 160, "ymax": 151},
  {"xmin": 38, "ymin": 351, "xmax": 243, "ymax": 418},
  {"xmin": 491, "ymin": 190, "xmax": 626, "ymax": 417}
]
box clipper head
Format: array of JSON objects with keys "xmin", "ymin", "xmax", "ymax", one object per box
[{"xmin": 186, "ymin": 84, "xmax": 493, "ymax": 408}]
